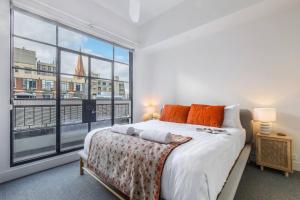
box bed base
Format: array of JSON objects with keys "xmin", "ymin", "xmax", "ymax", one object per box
[
  {"xmin": 217, "ymin": 144, "xmax": 251, "ymax": 200},
  {"xmin": 79, "ymin": 144, "xmax": 251, "ymax": 200}
]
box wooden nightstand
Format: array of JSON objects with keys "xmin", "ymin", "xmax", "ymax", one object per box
[{"xmin": 256, "ymin": 133, "xmax": 293, "ymax": 177}]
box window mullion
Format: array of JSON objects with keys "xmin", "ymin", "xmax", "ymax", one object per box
[{"xmin": 111, "ymin": 47, "xmax": 115, "ymax": 126}]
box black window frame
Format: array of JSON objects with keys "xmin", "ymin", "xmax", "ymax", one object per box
[{"xmin": 10, "ymin": 7, "xmax": 134, "ymax": 167}]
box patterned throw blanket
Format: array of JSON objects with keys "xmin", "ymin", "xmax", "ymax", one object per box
[{"xmin": 87, "ymin": 128, "xmax": 191, "ymax": 200}]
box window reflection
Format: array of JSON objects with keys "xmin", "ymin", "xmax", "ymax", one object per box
[
  {"xmin": 14, "ymin": 11, "xmax": 56, "ymax": 44},
  {"xmin": 60, "ymin": 51, "xmax": 88, "ymax": 76},
  {"xmin": 114, "ymin": 62, "xmax": 129, "ymax": 82},
  {"xmin": 115, "ymin": 46, "xmax": 129, "ymax": 64},
  {"xmin": 58, "ymin": 27, "xmax": 113, "ymax": 60},
  {"xmin": 60, "ymin": 75, "xmax": 88, "ymax": 99}
]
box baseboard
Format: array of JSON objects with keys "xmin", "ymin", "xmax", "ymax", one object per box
[
  {"xmin": 293, "ymin": 161, "xmax": 300, "ymax": 172},
  {"xmin": 0, "ymin": 151, "xmax": 79, "ymax": 184}
]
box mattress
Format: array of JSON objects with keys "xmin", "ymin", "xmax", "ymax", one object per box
[{"xmin": 83, "ymin": 120, "xmax": 246, "ymax": 200}]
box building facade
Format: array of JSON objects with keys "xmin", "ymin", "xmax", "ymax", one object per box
[{"xmin": 13, "ymin": 47, "xmax": 126, "ymax": 99}]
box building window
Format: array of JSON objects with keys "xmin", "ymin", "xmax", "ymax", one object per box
[
  {"xmin": 42, "ymin": 80, "xmax": 54, "ymax": 91},
  {"xmin": 61, "ymin": 82, "xmax": 69, "ymax": 92},
  {"xmin": 75, "ymin": 84, "xmax": 81, "ymax": 92},
  {"xmin": 22, "ymin": 79, "xmax": 36, "ymax": 90}
]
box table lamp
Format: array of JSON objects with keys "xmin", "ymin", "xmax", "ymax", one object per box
[
  {"xmin": 143, "ymin": 104, "xmax": 160, "ymax": 121},
  {"xmin": 253, "ymin": 108, "xmax": 276, "ymax": 134}
]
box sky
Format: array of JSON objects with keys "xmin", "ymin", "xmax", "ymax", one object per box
[{"xmin": 13, "ymin": 10, "xmax": 129, "ymax": 83}]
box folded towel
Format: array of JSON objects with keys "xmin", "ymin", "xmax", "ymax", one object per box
[
  {"xmin": 111, "ymin": 125, "xmax": 136, "ymax": 135},
  {"xmin": 139, "ymin": 129, "xmax": 172, "ymax": 144}
]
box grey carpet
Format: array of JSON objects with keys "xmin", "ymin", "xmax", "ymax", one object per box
[
  {"xmin": 0, "ymin": 161, "xmax": 299, "ymax": 200},
  {"xmin": 235, "ymin": 163, "xmax": 300, "ymax": 200},
  {"xmin": 0, "ymin": 162, "xmax": 118, "ymax": 200}
]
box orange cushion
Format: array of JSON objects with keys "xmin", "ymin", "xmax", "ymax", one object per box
[
  {"xmin": 160, "ymin": 104, "xmax": 190, "ymax": 123},
  {"xmin": 187, "ymin": 104, "xmax": 225, "ymax": 127}
]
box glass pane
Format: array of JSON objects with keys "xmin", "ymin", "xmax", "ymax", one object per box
[
  {"xmin": 13, "ymin": 38, "xmax": 57, "ymax": 100},
  {"xmin": 91, "ymin": 120, "xmax": 111, "ymax": 130},
  {"xmin": 90, "ymin": 55, "xmax": 112, "ymax": 130},
  {"xmin": 60, "ymin": 51, "xmax": 88, "ymax": 76},
  {"xmin": 60, "ymin": 75, "xmax": 88, "ymax": 99},
  {"xmin": 58, "ymin": 27, "xmax": 113, "ymax": 59},
  {"xmin": 13, "ymin": 99, "xmax": 56, "ymax": 162},
  {"xmin": 114, "ymin": 61, "xmax": 130, "ymax": 125},
  {"xmin": 61, "ymin": 123, "xmax": 88, "ymax": 151},
  {"xmin": 91, "ymin": 58, "xmax": 112, "ymax": 79},
  {"xmin": 91, "ymin": 78, "xmax": 112, "ymax": 99},
  {"xmin": 114, "ymin": 62, "xmax": 129, "ymax": 100},
  {"xmin": 14, "ymin": 37, "xmax": 57, "ymax": 70},
  {"xmin": 114, "ymin": 81, "xmax": 129, "ymax": 100},
  {"xmin": 114, "ymin": 100, "xmax": 131, "ymax": 125},
  {"xmin": 60, "ymin": 99, "xmax": 88, "ymax": 151},
  {"xmin": 114, "ymin": 118, "xmax": 130, "ymax": 125},
  {"xmin": 114, "ymin": 46, "xmax": 129, "ymax": 64},
  {"xmin": 14, "ymin": 11, "xmax": 56, "ymax": 44},
  {"xmin": 114, "ymin": 62, "xmax": 129, "ymax": 82},
  {"xmin": 13, "ymin": 75, "xmax": 57, "ymax": 100},
  {"xmin": 91, "ymin": 59, "xmax": 112, "ymax": 99},
  {"xmin": 91, "ymin": 100, "xmax": 112, "ymax": 130}
]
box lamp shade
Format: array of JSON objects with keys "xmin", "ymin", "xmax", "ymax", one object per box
[{"xmin": 253, "ymin": 108, "xmax": 276, "ymax": 122}]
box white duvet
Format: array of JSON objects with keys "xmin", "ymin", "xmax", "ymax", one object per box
[{"xmin": 83, "ymin": 120, "xmax": 246, "ymax": 200}]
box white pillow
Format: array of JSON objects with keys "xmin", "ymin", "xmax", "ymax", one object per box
[{"xmin": 222, "ymin": 104, "xmax": 243, "ymax": 128}]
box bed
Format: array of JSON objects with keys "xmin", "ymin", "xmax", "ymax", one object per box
[{"xmin": 79, "ymin": 109, "xmax": 252, "ymax": 200}]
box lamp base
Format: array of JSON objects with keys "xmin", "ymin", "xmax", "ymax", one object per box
[{"xmin": 259, "ymin": 122, "xmax": 272, "ymax": 134}]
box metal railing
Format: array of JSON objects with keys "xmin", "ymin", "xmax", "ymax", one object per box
[{"xmin": 13, "ymin": 99, "xmax": 131, "ymax": 131}]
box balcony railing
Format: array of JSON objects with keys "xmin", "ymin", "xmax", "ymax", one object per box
[
  {"xmin": 13, "ymin": 99, "xmax": 131, "ymax": 131},
  {"xmin": 12, "ymin": 99, "xmax": 131, "ymax": 162}
]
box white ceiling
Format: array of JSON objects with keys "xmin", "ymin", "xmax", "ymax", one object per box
[{"xmin": 90, "ymin": 0, "xmax": 185, "ymax": 25}]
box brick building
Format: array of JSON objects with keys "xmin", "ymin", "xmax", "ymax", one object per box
[{"xmin": 13, "ymin": 47, "xmax": 126, "ymax": 99}]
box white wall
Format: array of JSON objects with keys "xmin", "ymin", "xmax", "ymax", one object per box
[
  {"xmin": 0, "ymin": 0, "xmax": 11, "ymax": 175},
  {"xmin": 132, "ymin": 51, "xmax": 153, "ymax": 121},
  {"xmin": 138, "ymin": 3, "xmax": 300, "ymax": 170},
  {"xmin": 132, "ymin": 49, "xmax": 179, "ymax": 121},
  {"xmin": 139, "ymin": 0, "xmax": 263, "ymax": 48}
]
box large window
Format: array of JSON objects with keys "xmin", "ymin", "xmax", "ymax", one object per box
[{"xmin": 11, "ymin": 9, "xmax": 133, "ymax": 166}]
